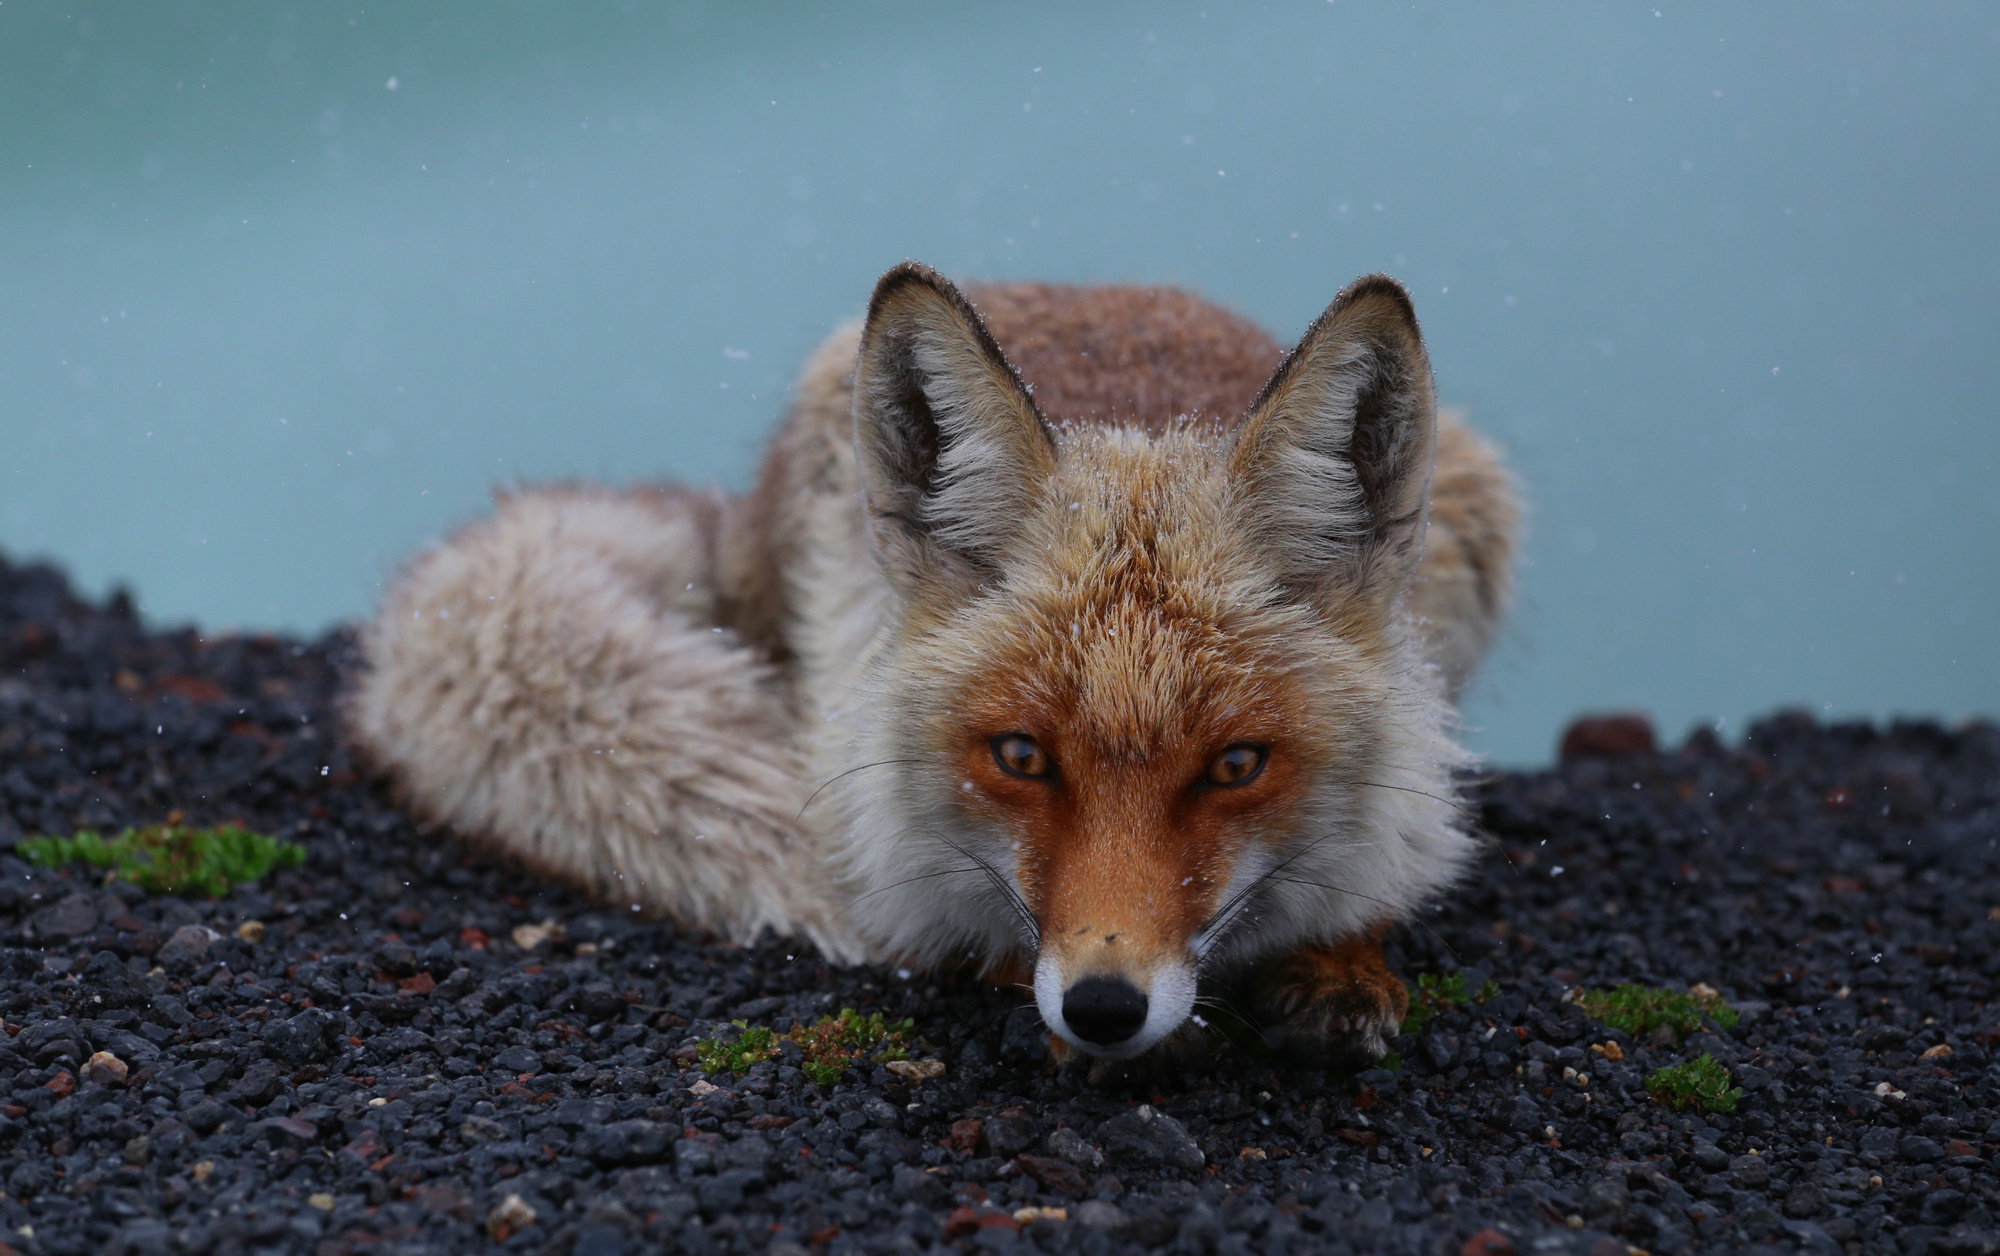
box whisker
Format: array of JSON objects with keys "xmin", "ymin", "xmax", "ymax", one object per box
[
  {"xmin": 1267, "ymin": 876, "xmax": 1461, "ymax": 963},
  {"xmin": 1353, "ymin": 780, "xmax": 1471, "ymax": 812},
  {"xmin": 797, "ymin": 759, "xmax": 924, "ymax": 819},
  {"xmin": 924, "ymin": 828, "xmax": 1041, "ymax": 948},
  {"xmin": 838, "ymin": 864, "xmax": 985, "ymax": 916},
  {"xmin": 1199, "ymin": 826, "xmax": 1353, "ymax": 957}
]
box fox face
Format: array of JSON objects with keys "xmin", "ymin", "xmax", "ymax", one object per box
[{"xmin": 833, "ymin": 265, "xmax": 1473, "ymax": 1058}]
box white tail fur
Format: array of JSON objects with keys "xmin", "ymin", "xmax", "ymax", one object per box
[{"xmin": 346, "ymin": 486, "xmax": 855, "ymax": 956}]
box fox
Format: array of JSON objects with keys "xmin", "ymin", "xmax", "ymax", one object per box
[{"xmin": 347, "ymin": 263, "xmax": 1518, "ymax": 1064}]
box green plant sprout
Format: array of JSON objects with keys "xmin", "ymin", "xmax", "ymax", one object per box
[
  {"xmin": 697, "ymin": 1008, "xmax": 914, "ymax": 1086},
  {"xmin": 1402, "ymin": 971, "xmax": 1499, "ymax": 1035},
  {"xmin": 1646, "ymin": 1054, "xmax": 1742, "ymax": 1112},
  {"xmin": 18, "ymin": 824, "xmax": 305, "ymax": 898},
  {"xmin": 1574, "ymin": 984, "xmax": 1738, "ymax": 1041}
]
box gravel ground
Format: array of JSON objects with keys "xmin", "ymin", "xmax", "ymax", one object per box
[{"xmin": 1, "ymin": 551, "xmax": 1998, "ymax": 1256}]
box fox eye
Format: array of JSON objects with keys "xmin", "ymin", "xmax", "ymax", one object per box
[
  {"xmin": 991, "ymin": 734, "xmax": 1052, "ymax": 779},
  {"xmin": 1206, "ymin": 744, "xmax": 1266, "ymax": 787}
]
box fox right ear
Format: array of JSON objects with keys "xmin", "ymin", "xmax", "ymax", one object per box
[
  {"xmin": 1230, "ymin": 274, "xmax": 1439, "ymax": 618},
  {"xmin": 851, "ymin": 262, "xmax": 1058, "ymax": 601}
]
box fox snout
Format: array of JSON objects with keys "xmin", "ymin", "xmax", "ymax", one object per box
[
  {"xmin": 1020, "ymin": 836, "xmax": 1217, "ymax": 1058},
  {"xmin": 1033, "ymin": 944, "xmax": 1199, "ymax": 1059}
]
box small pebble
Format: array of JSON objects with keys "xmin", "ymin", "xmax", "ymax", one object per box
[
  {"xmin": 485, "ymin": 1193, "xmax": 536, "ymax": 1239},
  {"xmin": 80, "ymin": 1051, "xmax": 126, "ymax": 1086}
]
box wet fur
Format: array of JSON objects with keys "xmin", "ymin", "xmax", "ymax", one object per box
[{"xmin": 348, "ymin": 266, "xmax": 1519, "ymax": 1060}]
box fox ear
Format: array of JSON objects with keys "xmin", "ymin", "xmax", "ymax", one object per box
[
  {"xmin": 851, "ymin": 262, "xmax": 1058, "ymax": 599},
  {"xmin": 1230, "ymin": 274, "xmax": 1438, "ymax": 613}
]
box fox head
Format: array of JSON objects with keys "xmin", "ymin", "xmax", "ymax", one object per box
[{"xmin": 835, "ymin": 264, "xmax": 1472, "ymax": 1058}]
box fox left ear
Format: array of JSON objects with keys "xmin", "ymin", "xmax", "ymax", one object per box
[
  {"xmin": 1230, "ymin": 274, "xmax": 1438, "ymax": 613},
  {"xmin": 851, "ymin": 262, "xmax": 1058, "ymax": 602}
]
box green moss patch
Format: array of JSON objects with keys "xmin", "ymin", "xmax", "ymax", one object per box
[
  {"xmin": 697, "ymin": 1008, "xmax": 914, "ymax": 1086},
  {"xmin": 18, "ymin": 824, "xmax": 305, "ymax": 898},
  {"xmin": 1574, "ymin": 983, "xmax": 1738, "ymax": 1041},
  {"xmin": 1402, "ymin": 971, "xmax": 1499, "ymax": 1035},
  {"xmin": 1646, "ymin": 1054, "xmax": 1743, "ymax": 1112}
]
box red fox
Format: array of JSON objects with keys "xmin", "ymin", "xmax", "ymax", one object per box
[{"xmin": 348, "ymin": 264, "xmax": 1518, "ymax": 1063}]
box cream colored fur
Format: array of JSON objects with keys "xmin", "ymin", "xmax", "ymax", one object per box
[
  {"xmin": 349, "ymin": 486, "xmax": 852, "ymax": 955},
  {"xmin": 346, "ymin": 269, "xmax": 1518, "ymax": 1013}
]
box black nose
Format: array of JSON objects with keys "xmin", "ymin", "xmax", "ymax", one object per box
[{"xmin": 1062, "ymin": 977, "xmax": 1149, "ymax": 1046}]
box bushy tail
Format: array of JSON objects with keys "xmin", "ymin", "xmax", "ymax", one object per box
[{"xmin": 345, "ymin": 486, "xmax": 855, "ymax": 957}]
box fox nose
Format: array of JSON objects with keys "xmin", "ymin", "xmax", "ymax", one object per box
[{"xmin": 1061, "ymin": 977, "xmax": 1149, "ymax": 1046}]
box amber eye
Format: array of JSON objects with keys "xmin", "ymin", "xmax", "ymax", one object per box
[
  {"xmin": 991, "ymin": 734, "xmax": 1052, "ymax": 779},
  {"xmin": 1207, "ymin": 744, "xmax": 1266, "ymax": 787}
]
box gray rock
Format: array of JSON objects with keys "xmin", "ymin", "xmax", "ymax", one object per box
[
  {"xmin": 1099, "ymin": 1104, "xmax": 1203, "ymax": 1171},
  {"xmin": 1933, "ymin": 1227, "xmax": 2000, "ymax": 1256},
  {"xmin": 890, "ymin": 1164, "xmax": 944, "ymax": 1204},
  {"xmin": 81, "ymin": 950, "xmax": 151, "ymax": 1010},
  {"xmin": 861, "ymin": 1096, "xmax": 901, "ymax": 1128},
  {"xmin": 1728, "ymin": 1154, "xmax": 1770, "ymax": 1189},
  {"xmin": 1781, "ymin": 1220, "xmax": 1843, "ymax": 1256},
  {"xmin": 1582, "ymin": 1178, "xmax": 1630, "ymax": 1225},
  {"xmin": 999, "ymin": 1005, "xmax": 1049, "ymax": 1062},
  {"xmin": 1859, "ymin": 1125, "xmax": 1901, "ymax": 1155},
  {"xmin": 553, "ymin": 1098, "xmax": 616, "ymax": 1131},
  {"xmin": 1783, "ymin": 1183, "xmax": 1825, "ymax": 1218},
  {"xmin": 459, "ymin": 1116, "xmax": 508, "ymax": 1144},
  {"xmin": 262, "ymin": 1007, "xmax": 337, "ymax": 1066},
  {"xmin": 1073, "ymin": 1200, "xmax": 1129, "ymax": 1231},
  {"xmin": 182, "ymin": 1100, "xmax": 232, "ymax": 1135},
  {"xmin": 146, "ymin": 995, "xmax": 192, "ymax": 1028},
  {"xmin": 980, "ymin": 1106, "xmax": 1039, "ymax": 1156},
  {"xmin": 673, "ymin": 1138, "xmax": 716, "ymax": 1174},
  {"xmin": 1923, "ymin": 1189, "xmax": 1971, "ymax": 1227},
  {"xmin": 28, "ymin": 894, "xmax": 98, "ymax": 942},
  {"xmin": 1046, "ymin": 1125, "xmax": 1104, "ymax": 1170},
  {"xmin": 577, "ymin": 1119, "xmax": 672, "ymax": 1166},
  {"xmin": 20, "ymin": 1016, "xmax": 84, "ymax": 1066},
  {"xmin": 1902, "ymin": 1134, "xmax": 1945, "ymax": 1163},
  {"xmin": 154, "ymin": 925, "xmax": 216, "ymax": 971}
]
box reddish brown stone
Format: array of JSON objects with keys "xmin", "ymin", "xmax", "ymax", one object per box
[
  {"xmin": 1558, "ymin": 713, "xmax": 1657, "ymax": 763},
  {"xmin": 1462, "ymin": 1229, "xmax": 1516, "ymax": 1256}
]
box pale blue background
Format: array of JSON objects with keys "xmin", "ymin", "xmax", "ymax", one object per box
[{"xmin": 3, "ymin": 2, "xmax": 1996, "ymax": 764}]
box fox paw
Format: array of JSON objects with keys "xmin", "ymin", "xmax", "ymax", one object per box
[{"xmin": 1253, "ymin": 936, "xmax": 1409, "ymax": 1067}]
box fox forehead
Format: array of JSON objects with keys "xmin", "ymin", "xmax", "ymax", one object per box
[{"xmin": 916, "ymin": 426, "xmax": 1333, "ymax": 759}]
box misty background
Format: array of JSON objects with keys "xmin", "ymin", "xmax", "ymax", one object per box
[{"xmin": 3, "ymin": 1, "xmax": 1995, "ymax": 765}]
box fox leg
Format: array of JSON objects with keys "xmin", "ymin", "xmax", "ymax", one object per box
[{"xmin": 1252, "ymin": 929, "xmax": 1409, "ymax": 1065}]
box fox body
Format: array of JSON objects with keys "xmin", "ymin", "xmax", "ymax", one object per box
[{"xmin": 349, "ymin": 265, "xmax": 1517, "ymax": 1062}]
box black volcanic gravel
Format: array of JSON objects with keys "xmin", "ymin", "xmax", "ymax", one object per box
[{"xmin": 2, "ymin": 552, "xmax": 1999, "ymax": 1256}]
